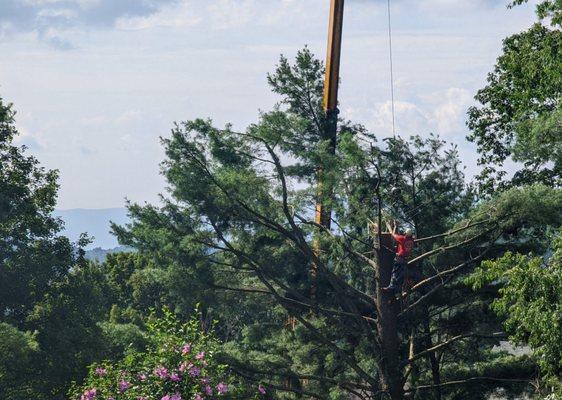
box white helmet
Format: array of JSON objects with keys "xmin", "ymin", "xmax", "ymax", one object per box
[{"xmin": 405, "ymin": 228, "xmax": 414, "ymax": 237}]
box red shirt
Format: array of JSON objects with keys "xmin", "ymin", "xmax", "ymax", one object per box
[{"xmin": 393, "ymin": 234, "xmax": 414, "ymax": 258}]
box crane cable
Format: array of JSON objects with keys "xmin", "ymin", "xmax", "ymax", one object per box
[{"xmin": 387, "ymin": 0, "xmax": 396, "ymax": 138}]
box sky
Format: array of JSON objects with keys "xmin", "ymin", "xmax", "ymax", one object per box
[{"xmin": 0, "ymin": 0, "xmax": 538, "ymax": 210}]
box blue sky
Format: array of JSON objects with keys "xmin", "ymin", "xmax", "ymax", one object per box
[{"xmin": 0, "ymin": 0, "xmax": 538, "ymax": 209}]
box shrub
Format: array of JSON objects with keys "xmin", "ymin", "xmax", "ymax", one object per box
[{"xmin": 69, "ymin": 308, "xmax": 255, "ymax": 400}]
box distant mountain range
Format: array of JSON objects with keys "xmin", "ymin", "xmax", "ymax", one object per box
[
  {"xmin": 84, "ymin": 245, "xmax": 134, "ymax": 263},
  {"xmin": 54, "ymin": 208, "xmax": 130, "ymax": 250}
]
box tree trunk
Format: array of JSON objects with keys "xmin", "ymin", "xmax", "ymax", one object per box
[
  {"xmin": 407, "ymin": 329, "xmax": 421, "ymax": 394},
  {"xmin": 374, "ymin": 233, "xmax": 404, "ymax": 400},
  {"xmin": 423, "ymin": 317, "xmax": 442, "ymax": 400}
]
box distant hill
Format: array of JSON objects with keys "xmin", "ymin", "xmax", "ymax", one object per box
[
  {"xmin": 54, "ymin": 208, "xmax": 130, "ymax": 249},
  {"xmin": 84, "ymin": 245, "xmax": 134, "ymax": 263}
]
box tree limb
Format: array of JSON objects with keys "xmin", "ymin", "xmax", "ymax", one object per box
[{"xmin": 406, "ymin": 376, "xmax": 532, "ymax": 393}]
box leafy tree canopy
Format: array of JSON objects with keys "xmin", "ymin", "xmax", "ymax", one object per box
[
  {"xmin": 467, "ymin": 2, "xmax": 562, "ymax": 192},
  {"xmin": 0, "ymin": 96, "xmax": 74, "ymax": 323},
  {"xmin": 469, "ymin": 228, "xmax": 562, "ymax": 395},
  {"xmin": 0, "ymin": 96, "xmax": 116, "ymax": 399},
  {"xmin": 0, "ymin": 323, "xmax": 40, "ymax": 400},
  {"xmin": 510, "ymin": 0, "xmax": 562, "ymax": 26}
]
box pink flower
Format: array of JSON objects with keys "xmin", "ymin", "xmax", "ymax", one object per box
[
  {"xmin": 205, "ymin": 385, "xmax": 213, "ymax": 395},
  {"xmin": 194, "ymin": 395, "xmax": 203, "ymax": 400},
  {"xmin": 181, "ymin": 343, "xmax": 192, "ymax": 354},
  {"xmin": 118, "ymin": 380, "xmax": 131, "ymax": 393},
  {"xmin": 95, "ymin": 367, "xmax": 107, "ymax": 376},
  {"xmin": 200, "ymin": 378, "xmax": 210, "ymax": 385},
  {"xmin": 170, "ymin": 372, "xmax": 181, "ymax": 382},
  {"xmin": 188, "ymin": 366, "xmax": 201, "ymax": 377},
  {"xmin": 163, "ymin": 394, "xmax": 182, "ymax": 400},
  {"xmin": 81, "ymin": 388, "xmax": 97, "ymax": 400},
  {"xmin": 195, "ymin": 351, "xmax": 205, "ymax": 360},
  {"xmin": 258, "ymin": 384, "xmax": 266, "ymax": 394},
  {"xmin": 138, "ymin": 373, "xmax": 148, "ymax": 382},
  {"xmin": 216, "ymin": 382, "xmax": 228, "ymax": 394},
  {"xmin": 179, "ymin": 362, "xmax": 192, "ymax": 373},
  {"xmin": 138, "ymin": 397, "xmax": 148, "ymax": 400},
  {"xmin": 154, "ymin": 366, "xmax": 169, "ymax": 379}
]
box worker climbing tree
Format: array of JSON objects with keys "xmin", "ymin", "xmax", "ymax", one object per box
[{"xmin": 382, "ymin": 220, "xmax": 415, "ymax": 296}]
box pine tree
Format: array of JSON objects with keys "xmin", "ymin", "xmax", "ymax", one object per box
[{"xmin": 113, "ymin": 49, "xmax": 562, "ymax": 399}]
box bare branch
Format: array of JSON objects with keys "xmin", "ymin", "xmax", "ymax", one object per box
[
  {"xmin": 252, "ymin": 270, "xmax": 379, "ymax": 388},
  {"xmin": 409, "ymin": 246, "xmax": 492, "ymax": 293},
  {"xmin": 207, "ymin": 283, "xmax": 271, "ymax": 294},
  {"xmin": 399, "ymin": 231, "xmax": 502, "ymax": 316},
  {"xmin": 232, "ymin": 361, "xmax": 374, "ymax": 394},
  {"xmin": 407, "ymin": 332, "xmax": 505, "ymax": 364},
  {"xmin": 211, "ymin": 283, "xmax": 377, "ymax": 323},
  {"xmin": 406, "ymin": 377, "xmax": 532, "ymax": 393},
  {"xmin": 414, "ymin": 219, "xmax": 490, "ymax": 243},
  {"xmin": 235, "ymin": 367, "xmax": 329, "ymax": 400},
  {"xmin": 263, "ymin": 141, "xmax": 309, "ymax": 249},
  {"xmin": 408, "ymin": 226, "xmax": 497, "ymax": 266}
]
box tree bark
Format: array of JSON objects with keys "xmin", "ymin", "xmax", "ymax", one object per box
[
  {"xmin": 407, "ymin": 329, "xmax": 421, "ymax": 395},
  {"xmin": 374, "ymin": 233, "xmax": 404, "ymax": 400},
  {"xmin": 423, "ymin": 317, "xmax": 442, "ymax": 400}
]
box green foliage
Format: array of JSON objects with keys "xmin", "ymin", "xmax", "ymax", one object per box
[
  {"xmin": 469, "ymin": 229, "xmax": 562, "ymax": 393},
  {"xmin": 0, "ymin": 96, "xmax": 74, "ymax": 324},
  {"xmin": 70, "ymin": 309, "xmax": 251, "ymax": 400},
  {"xmin": 266, "ymin": 47, "xmax": 326, "ymax": 171},
  {"xmin": 0, "ymin": 95, "xmax": 110, "ymax": 398},
  {"xmin": 464, "ymin": 184, "xmax": 562, "ymax": 243},
  {"xmin": 0, "ymin": 323, "xmax": 40, "ymax": 400},
  {"xmin": 510, "ymin": 0, "xmax": 562, "ymax": 26},
  {"xmin": 513, "ymin": 106, "xmax": 562, "ymax": 174},
  {"xmin": 97, "ymin": 321, "xmax": 147, "ymax": 360},
  {"xmin": 467, "ymin": 20, "xmax": 562, "ymax": 191},
  {"xmin": 377, "ymin": 134, "xmax": 471, "ymax": 236},
  {"xmin": 27, "ymin": 262, "xmax": 113, "ymax": 398},
  {"xmin": 111, "ymin": 49, "xmax": 554, "ymax": 399}
]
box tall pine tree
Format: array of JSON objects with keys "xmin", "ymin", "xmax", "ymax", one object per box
[{"xmin": 114, "ymin": 49, "xmax": 561, "ymax": 399}]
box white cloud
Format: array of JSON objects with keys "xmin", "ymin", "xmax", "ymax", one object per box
[
  {"xmin": 116, "ymin": 1, "xmax": 201, "ymax": 30},
  {"xmin": 206, "ymin": 0, "xmax": 256, "ymax": 30},
  {"xmin": 430, "ymin": 87, "xmax": 472, "ymax": 135},
  {"xmin": 0, "ymin": 0, "xmax": 538, "ymax": 208},
  {"xmin": 344, "ymin": 87, "xmax": 472, "ymax": 139},
  {"xmin": 116, "ymin": 0, "xmax": 325, "ymax": 32},
  {"xmin": 0, "ymin": 0, "xmax": 180, "ymax": 47},
  {"xmin": 344, "ymin": 100, "xmax": 428, "ymax": 138},
  {"xmin": 13, "ymin": 125, "xmax": 43, "ymax": 150}
]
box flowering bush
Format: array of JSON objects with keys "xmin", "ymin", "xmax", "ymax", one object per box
[{"xmin": 70, "ymin": 308, "xmax": 253, "ymax": 400}]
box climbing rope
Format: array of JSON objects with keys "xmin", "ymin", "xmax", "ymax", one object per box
[{"xmin": 387, "ymin": 0, "xmax": 396, "ymax": 138}]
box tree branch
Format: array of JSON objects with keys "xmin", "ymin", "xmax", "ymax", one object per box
[
  {"xmin": 407, "ymin": 332, "xmax": 506, "ymax": 364},
  {"xmin": 414, "ymin": 219, "xmax": 490, "ymax": 243},
  {"xmin": 408, "ymin": 226, "xmax": 497, "ymax": 266},
  {"xmin": 406, "ymin": 377, "xmax": 531, "ymax": 393}
]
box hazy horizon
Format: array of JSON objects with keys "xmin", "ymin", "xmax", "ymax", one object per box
[{"xmin": 54, "ymin": 207, "xmax": 130, "ymax": 249}]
